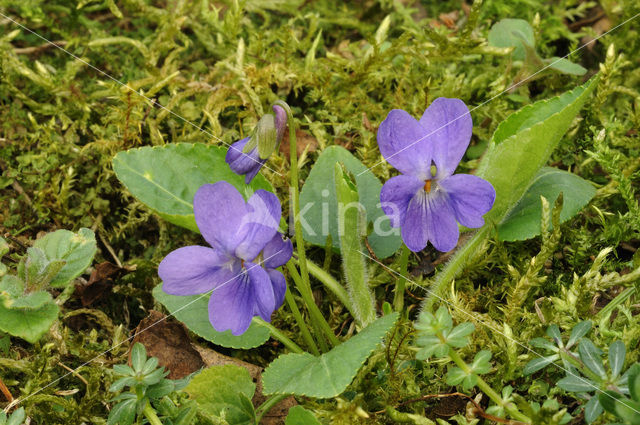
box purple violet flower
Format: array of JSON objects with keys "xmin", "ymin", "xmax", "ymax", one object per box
[
  {"xmin": 226, "ymin": 104, "xmax": 287, "ymax": 184},
  {"xmin": 378, "ymin": 98, "xmax": 496, "ymax": 253},
  {"xmin": 158, "ymin": 181, "xmax": 292, "ymax": 335}
]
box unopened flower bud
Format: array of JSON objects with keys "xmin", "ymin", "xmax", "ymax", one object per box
[{"xmin": 226, "ymin": 103, "xmax": 288, "ymax": 183}]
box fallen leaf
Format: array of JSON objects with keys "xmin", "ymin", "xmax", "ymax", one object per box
[{"xmin": 131, "ymin": 311, "xmax": 205, "ymax": 379}]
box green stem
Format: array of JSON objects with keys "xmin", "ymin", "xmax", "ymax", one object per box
[
  {"xmin": 448, "ymin": 348, "xmax": 530, "ymax": 423},
  {"xmin": 296, "ymin": 257, "xmax": 352, "ymax": 313},
  {"xmin": 285, "ymin": 288, "xmax": 320, "ymax": 355},
  {"xmin": 276, "ymin": 100, "xmax": 339, "ymax": 350},
  {"xmin": 559, "ymin": 350, "xmax": 603, "ymax": 383},
  {"xmin": 286, "ymin": 261, "xmax": 339, "ymax": 349},
  {"xmin": 393, "ymin": 244, "xmax": 410, "ymax": 312},
  {"xmin": 252, "ymin": 317, "xmax": 303, "ymax": 354},
  {"xmin": 596, "ymin": 286, "xmax": 636, "ymax": 319},
  {"xmin": 423, "ymin": 227, "xmax": 489, "ymax": 312},
  {"xmin": 143, "ymin": 401, "xmax": 163, "ymax": 425},
  {"xmin": 255, "ymin": 394, "xmax": 290, "ymax": 423}
]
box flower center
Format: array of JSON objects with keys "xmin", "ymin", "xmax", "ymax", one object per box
[{"xmin": 424, "ymin": 180, "xmax": 432, "ymax": 193}]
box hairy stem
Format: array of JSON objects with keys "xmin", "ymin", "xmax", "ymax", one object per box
[
  {"xmin": 423, "ymin": 227, "xmax": 489, "ymax": 312},
  {"xmin": 286, "ymin": 261, "xmax": 339, "ymax": 350},
  {"xmin": 298, "ymin": 257, "xmax": 352, "ymax": 313},
  {"xmin": 252, "ymin": 317, "xmax": 303, "ymax": 354},
  {"xmin": 285, "ymin": 288, "xmax": 320, "ymax": 355},
  {"xmin": 393, "ymin": 244, "xmax": 410, "ymax": 312}
]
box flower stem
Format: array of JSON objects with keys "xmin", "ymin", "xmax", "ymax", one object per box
[
  {"xmin": 393, "ymin": 244, "xmax": 410, "ymax": 312},
  {"xmin": 448, "ymin": 348, "xmax": 530, "ymax": 423},
  {"xmin": 252, "ymin": 317, "xmax": 304, "ymax": 354},
  {"xmin": 296, "ymin": 257, "xmax": 352, "ymax": 313},
  {"xmin": 143, "ymin": 401, "xmax": 163, "ymax": 425},
  {"xmin": 255, "ymin": 394, "xmax": 290, "ymax": 423},
  {"xmin": 285, "ymin": 288, "xmax": 320, "ymax": 355},
  {"xmin": 423, "ymin": 227, "xmax": 489, "ymax": 312},
  {"xmin": 286, "ymin": 261, "xmax": 339, "ymax": 349}
]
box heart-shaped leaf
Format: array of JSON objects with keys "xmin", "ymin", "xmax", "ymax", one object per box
[
  {"xmin": 498, "ymin": 167, "xmax": 596, "ymax": 241},
  {"xmin": 262, "ymin": 313, "xmax": 398, "ymax": 398},
  {"xmin": 152, "ymin": 285, "xmax": 270, "ymax": 349},
  {"xmin": 300, "ymin": 146, "xmax": 402, "ymax": 259},
  {"xmin": 113, "ymin": 143, "xmax": 273, "ymax": 232}
]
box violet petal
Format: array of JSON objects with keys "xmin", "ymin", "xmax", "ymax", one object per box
[
  {"xmin": 246, "ymin": 261, "xmax": 276, "ymax": 322},
  {"xmin": 159, "ymin": 246, "xmax": 229, "ymax": 295},
  {"xmin": 267, "ymin": 269, "xmax": 287, "ymax": 310},
  {"xmin": 402, "ymin": 190, "xmax": 459, "ymax": 252},
  {"xmin": 380, "ymin": 174, "xmax": 424, "ymax": 228},
  {"xmin": 194, "ymin": 182, "xmax": 248, "ymax": 253},
  {"xmin": 418, "ymin": 98, "xmax": 472, "ymax": 178},
  {"xmin": 439, "ymin": 174, "xmax": 496, "ymax": 228},
  {"xmin": 235, "ymin": 190, "xmax": 281, "ymax": 261},
  {"xmin": 378, "ymin": 109, "xmax": 433, "ymax": 178},
  {"xmin": 262, "ymin": 233, "xmax": 293, "ymax": 269},
  {"xmin": 208, "ymin": 272, "xmax": 254, "ymax": 336}
]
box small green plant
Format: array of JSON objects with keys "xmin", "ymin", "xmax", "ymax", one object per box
[
  {"xmin": 0, "ymin": 230, "xmax": 96, "ymax": 343},
  {"xmin": 107, "ymin": 343, "xmax": 196, "ymax": 425},
  {"xmin": 414, "ymin": 307, "xmax": 531, "ymax": 423},
  {"xmin": 599, "ymin": 363, "xmax": 640, "ymax": 425},
  {"xmin": 524, "ymin": 321, "xmax": 630, "ymax": 423}
]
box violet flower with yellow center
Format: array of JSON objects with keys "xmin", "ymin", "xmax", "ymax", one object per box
[
  {"xmin": 158, "ymin": 182, "xmax": 292, "ymax": 335},
  {"xmin": 378, "ymin": 98, "xmax": 496, "ymax": 252}
]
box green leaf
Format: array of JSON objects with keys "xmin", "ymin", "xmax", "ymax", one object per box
[
  {"xmin": 262, "ymin": 313, "xmax": 398, "ymax": 398},
  {"xmin": 185, "ymin": 364, "xmax": 256, "ymax": 425},
  {"xmin": 130, "ymin": 343, "xmax": 147, "ymax": 372},
  {"xmin": 0, "ymin": 275, "xmax": 25, "ymax": 298},
  {"xmin": 567, "ymin": 321, "xmax": 592, "ymax": 348},
  {"xmin": 599, "ymin": 391, "xmax": 640, "ymax": 425},
  {"xmin": 107, "ymin": 398, "xmax": 137, "ymax": 425},
  {"xmin": 6, "ymin": 408, "xmax": 25, "ymax": 425},
  {"xmin": 444, "ymin": 322, "xmax": 474, "ymax": 348},
  {"xmin": 557, "ymin": 375, "xmax": 596, "ymax": 393},
  {"xmin": 497, "ymin": 168, "xmax": 596, "ymax": 241},
  {"xmin": 33, "ymin": 228, "xmax": 97, "ymax": 288},
  {"xmin": 152, "ymin": 285, "xmax": 269, "ymax": 349},
  {"xmin": 299, "ymin": 146, "xmax": 401, "ymax": 259},
  {"xmin": 579, "ymin": 339, "xmax": 606, "ymax": 380},
  {"xmin": 112, "ymin": 143, "xmax": 273, "ymax": 232},
  {"xmin": 471, "ymin": 350, "xmax": 492, "ymax": 375},
  {"xmin": 488, "ymin": 18, "xmax": 535, "ymax": 61},
  {"xmin": 446, "ymin": 367, "xmax": 467, "ymax": 386},
  {"xmin": 609, "ymin": 341, "xmax": 626, "ymax": 380},
  {"xmin": 476, "ymin": 77, "xmax": 598, "ymax": 228},
  {"xmin": 628, "ymin": 364, "xmax": 640, "ymax": 401},
  {"xmin": 546, "ymin": 57, "xmax": 587, "ymax": 76},
  {"xmin": 0, "ymin": 290, "xmax": 59, "ymax": 343},
  {"xmin": 285, "ymin": 406, "xmax": 321, "ymax": 425},
  {"xmin": 523, "ymin": 355, "xmax": 558, "ymax": 375},
  {"xmin": 583, "ymin": 396, "xmax": 603, "ymax": 423}
]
